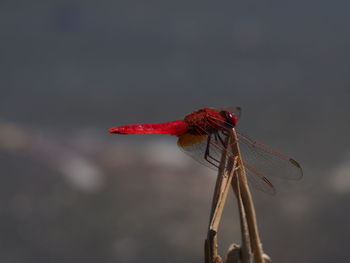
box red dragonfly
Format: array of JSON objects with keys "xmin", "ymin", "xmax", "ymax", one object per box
[{"xmin": 108, "ymin": 107, "xmax": 302, "ymax": 194}]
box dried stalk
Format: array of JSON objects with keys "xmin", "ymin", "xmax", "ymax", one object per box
[
  {"xmin": 205, "ymin": 136, "xmax": 238, "ymax": 263},
  {"xmin": 226, "ymin": 244, "xmax": 241, "ymax": 263},
  {"xmin": 230, "ymin": 172, "xmax": 252, "ymax": 263},
  {"xmin": 229, "ymin": 129, "xmax": 265, "ymax": 263},
  {"xmin": 205, "ymin": 129, "xmax": 269, "ymax": 263}
]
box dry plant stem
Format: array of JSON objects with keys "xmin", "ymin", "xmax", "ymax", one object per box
[
  {"xmin": 225, "ymin": 244, "xmax": 241, "ymax": 263},
  {"xmin": 205, "ymin": 136, "xmax": 238, "ymax": 263},
  {"xmin": 231, "ymin": 174, "xmax": 252, "ymax": 263},
  {"xmin": 230, "ymin": 129, "xmax": 265, "ymax": 263},
  {"xmin": 206, "ymin": 129, "xmax": 267, "ymax": 263}
]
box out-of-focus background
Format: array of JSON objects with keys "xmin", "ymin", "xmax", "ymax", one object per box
[{"xmin": 1, "ymin": 1, "xmax": 350, "ymax": 262}]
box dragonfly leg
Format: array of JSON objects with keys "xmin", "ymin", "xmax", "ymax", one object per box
[
  {"xmin": 213, "ymin": 132, "xmax": 219, "ymax": 144},
  {"xmin": 204, "ymin": 135, "xmax": 220, "ymax": 168},
  {"xmin": 216, "ymin": 132, "xmax": 227, "ymax": 149},
  {"xmin": 206, "ymin": 116, "xmax": 233, "ymax": 136},
  {"xmin": 221, "ymin": 129, "xmax": 230, "ymax": 136}
]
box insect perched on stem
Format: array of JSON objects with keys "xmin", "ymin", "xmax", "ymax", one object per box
[{"xmin": 109, "ymin": 107, "xmax": 303, "ymax": 194}]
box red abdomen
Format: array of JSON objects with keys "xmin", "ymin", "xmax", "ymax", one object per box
[{"xmin": 108, "ymin": 120, "xmax": 189, "ymax": 135}]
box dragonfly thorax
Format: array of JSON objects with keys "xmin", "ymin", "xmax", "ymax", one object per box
[{"xmin": 183, "ymin": 108, "xmax": 237, "ymax": 135}]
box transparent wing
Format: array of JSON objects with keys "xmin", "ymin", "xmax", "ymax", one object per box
[
  {"xmin": 177, "ymin": 134, "xmax": 217, "ymax": 170},
  {"xmin": 246, "ymin": 169, "xmax": 276, "ymax": 195},
  {"xmin": 237, "ymin": 133, "xmax": 303, "ymax": 180},
  {"xmin": 208, "ymin": 111, "xmax": 303, "ymax": 182},
  {"xmin": 177, "ymin": 126, "xmax": 276, "ymax": 194},
  {"xmin": 177, "ymin": 132, "xmax": 232, "ymax": 171},
  {"xmin": 177, "ymin": 110, "xmax": 302, "ymax": 195}
]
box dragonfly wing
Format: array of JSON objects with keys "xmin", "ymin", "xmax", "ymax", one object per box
[
  {"xmin": 245, "ymin": 170, "xmax": 276, "ymax": 195},
  {"xmin": 177, "ymin": 131, "xmax": 277, "ymax": 194},
  {"xmin": 178, "ymin": 118, "xmax": 242, "ymax": 171},
  {"xmin": 177, "ymin": 134, "xmax": 220, "ymax": 170},
  {"xmin": 177, "ymin": 115, "xmax": 291, "ymax": 195},
  {"xmin": 237, "ymin": 132, "xmax": 303, "ymax": 180}
]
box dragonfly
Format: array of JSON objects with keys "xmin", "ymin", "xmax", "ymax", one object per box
[{"xmin": 108, "ymin": 107, "xmax": 303, "ymax": 194}]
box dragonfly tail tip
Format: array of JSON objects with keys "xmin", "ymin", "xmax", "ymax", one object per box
[{"xmin": 108, "ymin": 127, "xmax": 121, "ymax": 134}]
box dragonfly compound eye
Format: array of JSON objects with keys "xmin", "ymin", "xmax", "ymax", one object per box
[
  {"xmin": 230, "ymin": 113, "xmax": 239, "ymax": 127},
  {"xmin": 220, "ymin": 111, "xmax": 237, "ymax": 127}
]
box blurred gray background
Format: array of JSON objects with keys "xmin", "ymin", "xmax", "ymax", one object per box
[{"xmin": 1, "ymin": 1, "xmax": 350, "ymax": 262}]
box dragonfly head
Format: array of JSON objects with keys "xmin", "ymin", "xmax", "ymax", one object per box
[{"xmin": 220, "ymin": 111, "xmax": 239, "ymax": 127}]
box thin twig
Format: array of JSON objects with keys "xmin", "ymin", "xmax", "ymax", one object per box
[
  {"xmin": 229, "ymin": 129, "xmax": 266, "ymax": 263},
  {"xmin": 231, "ymin": 171, "xmax": 252, "ymax": 263},
  {"xmin": 205, "ymin": 136, "xmax": 238, "ymax": 263},
  {"xmin": 226, "ymin": 244, "xmax": 241, "ymax": 263},
  {"xmin": 205, "ymin": 129, "xmax": 269, "ymax": 263}
]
